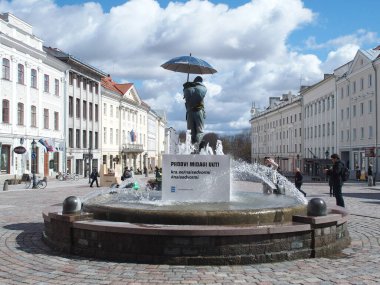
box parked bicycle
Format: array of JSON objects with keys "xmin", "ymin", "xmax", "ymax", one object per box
[
  {"xmin": 25, "ymin": 175, "xmax": 47, "ymax": 189},
  {"xmin": 56, "ymin": 172, "xmax": 79, "ymax": 181}
]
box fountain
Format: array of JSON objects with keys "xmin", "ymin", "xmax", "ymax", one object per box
[{"xmin": 43, "ymin": 136, "xmax": 350, "ymax": 265}]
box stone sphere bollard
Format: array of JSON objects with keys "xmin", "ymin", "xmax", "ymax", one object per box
[
  {"xmin": 62, "ymin": 196, "xmax": 82, "ymax": 214},
  {"xmin": 307, "ymin": 198, "xmax": 327, "ymax": 216}
]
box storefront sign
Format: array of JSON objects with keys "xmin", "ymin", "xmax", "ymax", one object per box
[{"xmin": 13, "ymin": 146, "xmax": 26, "ymax": 154}]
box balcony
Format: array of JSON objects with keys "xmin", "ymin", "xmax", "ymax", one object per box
[{"xmin": 122, "ymin": 143, "xmax": 144, "ymax": 154}]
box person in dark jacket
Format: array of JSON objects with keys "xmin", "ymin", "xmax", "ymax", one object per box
[
  {"xmin": 183, "ymin": 76, "xmax": 207, "ymax": 151},
  {"xmin": 90, "ymin": 168, "xmax": 100, "ymax": 187},
  {"xmin": 294, "ymin": 168, "xmax": 306, "ymax": 197},
  {"xmin": 324, "ymin": 154, "xmax": 345, "ymax": 207},
  {"xmin": 368, "ymin": 164, "xmax": 373, "ymax": 186}
]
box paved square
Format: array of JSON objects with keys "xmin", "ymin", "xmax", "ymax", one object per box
[{"xmin": 0, "ymin": 178, "xmax": 379, "ymax": 284}]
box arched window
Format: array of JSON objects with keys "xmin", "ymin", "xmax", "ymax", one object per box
[
  {"xmin": 18, "ymin": 64, "xmax": 24, "ymax": 84},
  {"xmin": 17, "ymin": 102, "xmax": 24, "ymax": 125},
  {"xmin": 2, "ymin": 58, "xmax": 10, "ymax": 80},
  {"xmin": 2, "ymin": 99, "xmax": 9, "ymax": 123}
]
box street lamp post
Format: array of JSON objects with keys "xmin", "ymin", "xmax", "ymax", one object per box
[{"xmin": 31, "ymin": 139, "xmax": 37, "ymax": 189}]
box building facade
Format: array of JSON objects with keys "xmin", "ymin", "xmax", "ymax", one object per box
[
  {"xmin": 251, "ymin": 47, "xmax": 380, "ymax": 179},
  {"xmin": 0, "ymin": 13, "xmax": 68, "ymax": 180},
  {"xmin": 251, "ymin": 93, "xmax": 302, "ymax": 173}
]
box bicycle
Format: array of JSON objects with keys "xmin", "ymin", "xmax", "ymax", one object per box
[{"xmin": 25, "ymin": 175, "xmax": 47, "ymax": 189}]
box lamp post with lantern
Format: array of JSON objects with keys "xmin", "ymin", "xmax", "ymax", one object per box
[{"xmin": 31, "ymin": 139, "xmax": 37, "ymax": 189}]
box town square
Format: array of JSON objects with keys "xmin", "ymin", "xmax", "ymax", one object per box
[{"xmin": 1, "ymin": 0, "xmax": 380, "ymax": 284}]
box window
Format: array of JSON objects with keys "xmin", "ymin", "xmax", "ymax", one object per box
[
  {"xmin": 110, "ymin": 128, "xmax": 113, "ymax": 144},
  {"xmin": 76, "ymin": 98, "xmax": 80, "ymax": 118},
  {"xmin": 341, "ymin": 109, "xmax": 344, "ymax": 120},
  {"xmin": 83, "ymin": 130, "xmax": 87, "ymax": 148},
  {"xmin": 352, "ymin": 81, "xmax": 356, "ymax": 94},
  {"xmin": 77, "ymin": 76, "xmax": 81, "ymax": 88},
  {"xmin": 44, "ymin": 74, "xmax": 49, "ymax": 92},
  {"xmin": 89, "ymin": 102, "xmax": 93, "ymax": 120},
  {"xmin": 31, "ymin": 105, "xmax": 36, "ymax": 127},
  {"xmin": 340, "ymin": 87, "xmax": 344, "ymax": 99},
  {"xmin": 104, "ymin": 103, "xmax": 107, "ymax": 116},
  {"xmin": 31, "ymin": 69, "xmax": 37, "ymax": 88},
  {"xmin": 89, "ymin": 131, "xmax": 93, "ymax": 148},
  {"xmin": 83, "ymin": 100, "xmax": 87, "ymax": 119},
  {"xmin": 346, "ymin": 85, "xmax": 350, "ymax": 97},
  {"xmin": 369, "ymin": 100, "xmax": 373, "ymax": 113},
  {"xmin": 116, "ymin": 129, "xmax": 119, "ymax": 144},
  {"xmin": 369, "ymin": 126, "xmax": 373, "ymax": 138},
  {"xmin": 360, "ymin": 78, "xmax": 364, "ymax": 90},
  {"xmin": 69, "ymin": 96, "xmax": 73, "ymax": 117},
  {"xmin": 82, "ymin": 78, "xmax": 86, "ymax": 90},
  {"xmin": 95, "ymin": 83, "xmax": 99, "ymax": 94},
  {"xmin": 54, "ymin": 111, "xmax": 59, "ymax": 130},
  {"xmin": 17, "ymin": 64, "xmax": 24, "ymax": 84},
  {"xmin": 43, "ymin": 108, "xmax": 49, "ymax": 129},
  {"xmin": 353, "ymin": 105, "xmax": 356, "ymax": 117},
  {"xmin": 368, "ymin": 74, "xmax": 372, "ymax": 87},
  {"xmin": 110, "ymin": 105, "xmax": 113, "ymax": 117},
  {"xmin": 327, "ymin": 122, "xmax": 330, "ymax": 136},
  {"xmin": 2, "ymin": 99, "xmax": 9, "ymax": 123},
  {"xmin": 346, "ymin": 130, "xmax": 349, "ymax": 141},
  {"xmin": 76, "ymin": 129, "xmax": 80, "ymax": 148},
  {"xmin": 95, "ymin": 132, "xmax": 98, "ymax": 149},
  {"xmin": 2, "ymin": 58, "xmax": 10, "ymax": 80},
  {"xmin": 69, "ymin": 128, "xmax": 73, "ymax": 148},
  {"xmin": 346, "ymin": 107, "xmax": 349, "ymax": 119},
  {"xmin": 332, "ymin": 121, "xmax": 335, "ymax": 135},
  {"xmin": 95, "ymin": 104, "xmax": 98, "ymax": 121},
  {"xmin": 55, "ymin": 79, "xmax": 59, "ymax": 95},
  {"xmin": 340, "ymin": 130, "xmax": 343, "ymax": 142},
  {"xmin": 331, "ymin": 96, "xmax": 335, "ymax": 109},
  {"xmin": 104, "ymin": 127, "xmax": 107, "ymax": 144},
  {"xmin": 353, "ymin": 128, "xmax": 356, "ymax": 141},
  {"xmin": 361, "ymin": 127, "xmax": 364, "ymax": 139},
  {"xmin": 360, "ymin": 103, "xmax": 364, "ymax": 115},
  {"xmin": 17, "ymin": 103, "xmax": 24, "ymax": 125},
  {"xmin": 69, "ymin": 72, "xmax": 74, "ymax": 85}
]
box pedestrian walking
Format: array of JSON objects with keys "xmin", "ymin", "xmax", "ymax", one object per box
[
  {"xmin": 368, "ymin": 164, "xmax": 373, "ymax": 187},
  {"xmin": 90, "ymin": 168, "xmax": 100, "ymax": 188},
  {"xmin": 294, "ymin": 168, "xmax": 306, "ymax": 197},
  {"xmin": 324, "ymin": 154, "xmax": 345, "ymax": 207}
]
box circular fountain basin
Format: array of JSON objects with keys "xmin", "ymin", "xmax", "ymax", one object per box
[
  {"xmin": 43, "ymin": 182, "xmax": 350, "ymax": 265},
  {"xmin": 83, "ymin": 191, "xmax": 306, "ymax": 225}
]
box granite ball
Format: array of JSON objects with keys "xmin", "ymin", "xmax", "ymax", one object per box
[
  {"xmin": 307, "ymin": 198, "xmax": 327, "ymax": 216},
  {"xmin": 62, "ymin": 196, "xmax": 82, "ymax": 214}
]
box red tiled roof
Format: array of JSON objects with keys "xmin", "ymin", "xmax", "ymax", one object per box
[{"xmin": 101, "ymin": 76, "xmax": 133, "ymax": 96}]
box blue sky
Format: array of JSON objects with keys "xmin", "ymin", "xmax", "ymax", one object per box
[{"xmin": 1, "ymin": 0, "xmax": 379, "ymax": 134}]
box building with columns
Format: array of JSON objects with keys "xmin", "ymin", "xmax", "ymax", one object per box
[{"xmin": 0, "ymin": 13, "xmax": 68, "ymax": 180}]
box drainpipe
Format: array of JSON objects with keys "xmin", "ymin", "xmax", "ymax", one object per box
[
  {"xmin": 371, "ymin": 61, "xmax": 378, "ymax": 185},
  {"xmin": 63, "ymin": 70, "xmax": 69, "ymax": 173}
]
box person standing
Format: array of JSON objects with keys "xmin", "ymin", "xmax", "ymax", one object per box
[
  {"xmin": 324, "ymin": 154, "xmax": 345, "ymax": 207},
  {"xmin": 294, "ymin": 168, "xmax": 306, "ymax": 197},
  {"xmin": 183, "ymin": 76, "xmax": 207, "ymax": 152},
  {"xmin": 368, "ymin": 164, "xmax": 373, "ymax": 187},
  {"xmin": 90, "ymin": 168, "xmax": 100, "ymax": 188}
]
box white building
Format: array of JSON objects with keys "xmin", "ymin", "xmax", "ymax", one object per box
[
  {"xmin": 335, "ymin": 48, "xmax": 380, "ymax": 175},
  {"xmin": 44, "ymin": 47, "xmax": 106, "ymax": 177},
  {"xmin": 301, "ymin": 74, "xmax": 337, "ymax": 178},
  {"xmin": 101, "ymin": 75, "xmax": 149, "ymax": 172},
  {"xmin": 0, "ymin": 13, "xmax": 68, "ymax": 181},
  {"xmin": 250, "ymin": 92, "xmax": 302, "ymax": 173}
]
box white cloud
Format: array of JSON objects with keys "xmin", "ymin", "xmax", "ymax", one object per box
[{"xmin": 1, "ymin": 0, "xmax": 374, "ymax": 134}]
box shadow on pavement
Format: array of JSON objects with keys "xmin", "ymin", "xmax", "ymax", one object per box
[
  {"xmin": 343, "ymin": 192, "xmax": 380, "ymax": 200},
  {"xmin": 2, "ymin": 222, "xmax": 89, "ymax": 261}
]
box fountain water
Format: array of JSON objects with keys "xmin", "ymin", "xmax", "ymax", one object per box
[{"xmin": 43, "ymin": 136, "xmax": 350, "ymax": 265}]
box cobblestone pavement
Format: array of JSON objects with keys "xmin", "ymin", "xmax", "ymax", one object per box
[{"xmin": 0, "ymin": 178, "xmax": 379, "ymax": 284}]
